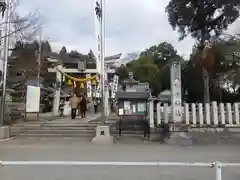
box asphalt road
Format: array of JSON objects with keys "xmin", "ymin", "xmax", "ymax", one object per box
[{"xmin": 0, "ymin": 138, "xmax": 239, "ymax": 180}]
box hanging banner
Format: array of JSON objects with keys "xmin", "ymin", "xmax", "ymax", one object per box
[
  {"xmin": 86, "ymin": 74, "xmax": 92, "ymax": 97},
  {"xmin": 111, "ymin": 75, "xmax": 119, "ymax": 98},
  {"xmin": 95, "ymin": 74, "xmax": 101, "ymax": 98},
  {"xmin": 92, "ymin": 78, "xmax": 97, "ymax": 98}
]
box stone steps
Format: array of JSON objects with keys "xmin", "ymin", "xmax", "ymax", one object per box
[
  {"xmin": 12, "ymin": 124, "xmax": 97, "ymax": 128},
  {"xmin": 11, "ymin": 121, "xmax": 240, "ymax": 144},
  {"xmin": 11, "ymin": 127, "xmax": 149, "ymax": 135},
  {"xmin": 11, "ymin": 122, "xmax": 152, "ymax": 139},
  {"xmin": 10, "ymin": 114, "xmax": 159, "ymax": 140},
  {"xmin": 13, "ymin": 132, "xmax": 149, "ymax": 138}
]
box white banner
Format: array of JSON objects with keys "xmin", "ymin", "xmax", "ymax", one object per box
[
  {"xmin": 111, "ymin": 75, "xmax": 119, "ymax": 98},
  {"xmin": 95, "ymin": 75, "xmax": 112, "ymax": 98},
  {"xmin": 86, "ymin": 74, "xmax": 92, "ymax": 97},
  {"xmin": 95, "ymin": 75, "xmax": 101, "ymax": 98},
  {"xmin": 26, "ymin": 86, "xmax": 40, "ymax": 113}
]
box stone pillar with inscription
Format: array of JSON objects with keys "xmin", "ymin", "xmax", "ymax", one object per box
[
  {"xmin": 168, "ymin": 61, "xmax": 192, "ymax": 145},
  {"xmin": 170, "ymin": 61, "xmax": 182, "ymax": 124}
]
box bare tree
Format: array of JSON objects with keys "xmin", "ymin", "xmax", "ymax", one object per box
[{"xmin": 0, "ymin": 0, "xmax": 41, "ymax": 43}]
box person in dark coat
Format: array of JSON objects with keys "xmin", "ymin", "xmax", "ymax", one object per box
[
  {"xmin": 93, "ymin": 98, "xmax": 98, "ymax": 113},
  {"xmin": 80, "ymin": 95, "xmax": 87, "ymax": 118},
  {"xmin": 160, "ymin": 123, "xmax": 171, "ymax": 143}
]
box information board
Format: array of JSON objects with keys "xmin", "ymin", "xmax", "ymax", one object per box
[{"xmin": 26, "ymin": 86, "xmax": 40, "ymax": 113}]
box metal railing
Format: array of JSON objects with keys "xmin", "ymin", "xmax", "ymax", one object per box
[{"xmin": 0, "ymin": 160, "xmax": 239, "ymax": 180}]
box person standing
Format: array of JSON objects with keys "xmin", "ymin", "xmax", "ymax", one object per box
[
  {"xmin": 80, "ymin": 95, "xmax": 87, "ymax": 119},
  {"xmin": 59, "ymin": 99, "xmax": 64, "ymax": 117},
  {"xmin": 70, "ymin": 94, "xmax": 80, "ymax": 119},
  {"xmin": 93, "ymin": 98, "xmax": 98, "ymax": 114}
]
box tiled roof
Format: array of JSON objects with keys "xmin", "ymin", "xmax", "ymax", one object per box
[
  {"xmin": 105, "ymin": 53, "xmax": 122, "ymax": 61},
  {"xmin": 116, "ymin": 91, "xmax": 150, "ymax": 100}
]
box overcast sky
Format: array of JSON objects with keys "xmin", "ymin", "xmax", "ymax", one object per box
[{"xmin": 17, "ymin": 0, "xmax": 240, "ymax": 58}]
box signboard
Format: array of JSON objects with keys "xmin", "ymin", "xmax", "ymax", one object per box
[
  {"xmin": 170, "ymin": 61, "xmax": 182, "ymax": 123},
  {"xmin": 133, "ymin": 83, "xmax": 149, "ymax": 90},
  {"xmin": 26, "ymin": 86, "xmax": 40, "ymax": 113}
]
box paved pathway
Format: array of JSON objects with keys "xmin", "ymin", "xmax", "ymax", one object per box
[{"xmin": 0, "ymin": 138, "xmax": 239, "ymax": 180}]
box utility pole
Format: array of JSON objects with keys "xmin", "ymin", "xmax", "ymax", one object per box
[
  {"xmin": 37, "ymin": 29, "xmax": 42, "ymax": 87},
  {"xmin": 0, "ymin": 0, "xmax": 10, "ymax": 125},
  {"xmin": 92, "ymin": 0, "xmax": 113, "ymax": 144},
  {"xmin": 36, "ymin": 28, "xmax": 42, "ymax": 121}
]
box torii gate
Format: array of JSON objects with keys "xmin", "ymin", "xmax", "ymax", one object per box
[{"xmin": 47, "ymin": 57, "xmax": 116, "ymax": 116}]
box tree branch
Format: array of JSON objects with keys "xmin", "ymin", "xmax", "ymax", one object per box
[
  {"xmin": 0, "ymin": 0, "xmax": 40, "ymax": 42},
  {"xmin": 0, "ymin": 23, "xmax": 32, "ymax": 40}
]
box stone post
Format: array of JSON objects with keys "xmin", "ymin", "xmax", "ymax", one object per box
[
  {"xmin": 219, "ymin": 103, "xmax": 225, "ymax": 125},
  {"xmin": 226, "ymin": 103, "xmax": 233, "ymax": 125},
  {"xmin": 184, "ymin": 103, "xmax": 189, "ymax": 124},
  {"xmin": 198, "ymin": 103, "xmax": 204, "ymax": 125},
  {"xmin": 149, "ymin": 100, "xmax": 154, "ymax": 128},
  {"xmin": 191, "ymin": 103, "xmax": 196, "ymax": 125},
  {"xmin": 212, "ymin": 101, "xmax": 218, "ymax": 125},
  {"xmin": 205, "ymin": 103, "xmax": 211, "ymax": 125},
  {"xmin": 170, "ymin": 61, "xmax": 182, "ymax": 123},
  {"xmin": 164, "ymin": 103, "xmax": 169, "ymax": 123},
  {"xmin": 234, "ymin": 103, "xmax": 240, "ymax": 125},
  {"xmin": 53, "ymin": 65, "xmax": 62, "ymax": 116},
  {"xmin": 0, "ymin": 97, "xmax": 11, "ymax": 139},
  {"xmin": 156, "ymin": 102, "xmax": 161, "ymax": 126}
]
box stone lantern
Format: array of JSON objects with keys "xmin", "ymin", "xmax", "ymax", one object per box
[{"xmin": 122, "ymin": 72, "xmax": 139, "ymax": 91}]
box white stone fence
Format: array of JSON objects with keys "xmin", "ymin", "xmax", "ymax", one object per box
[{"xmin": 148, "ymin": 101, "xmax": 240, "ymax": 128}]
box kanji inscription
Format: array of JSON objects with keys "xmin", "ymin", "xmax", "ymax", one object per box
[{"xmin": 171, "ymin": 61, "xmax": 182, "ymax": 122}]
